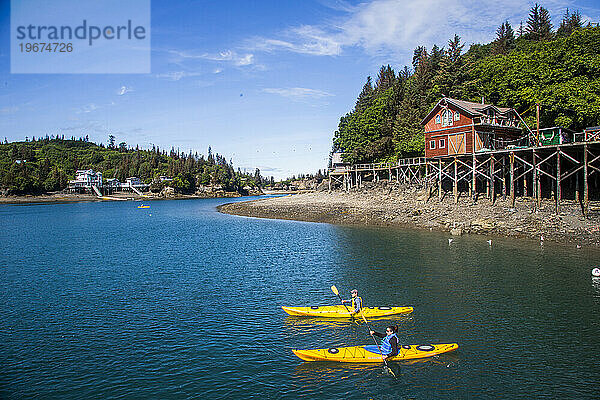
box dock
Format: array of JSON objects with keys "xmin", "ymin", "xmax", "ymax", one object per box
[{"xmin": 329, "ymin": 141, "xmax": 600, "ymax": 215}]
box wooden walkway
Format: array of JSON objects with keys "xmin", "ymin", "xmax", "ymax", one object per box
[{"xmin": 329, "ymin": 142, "xmax": 600, "ymax": 215}]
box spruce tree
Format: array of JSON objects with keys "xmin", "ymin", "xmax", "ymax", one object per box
[
  {"xmin": 526, "ymin": 3, "xmax": 553, "ymax": 40},
  {"xmin": 557, "ymin": 9, "xmax": 583, "ymax": 36},
  {"xmin": 447, "ymin": 34, "xmax": 464, "ymax": 63},
  {"xmin": 355, "ymin": 76, "xmax": 374, "ymax": 114},
  {"xmin": 493, "ymin": 21, "xmax": 515, "ymax": 54},
  {"xmin": 375, "ymin": 65, "xmax": 396, "ymax": 93}
]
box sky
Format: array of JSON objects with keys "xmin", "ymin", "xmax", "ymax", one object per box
[{"xmin": 1, "ymin": 0, "xmax": 600, "ymax": 179}]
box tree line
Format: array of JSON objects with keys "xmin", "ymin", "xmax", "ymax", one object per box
[
  {"xmin": 333, "ymin": 4, "xmax": 600, "ymax": 164},
  {"xmin": 0, "ymin": 135, "xmax": 268, "ymax": 195}
]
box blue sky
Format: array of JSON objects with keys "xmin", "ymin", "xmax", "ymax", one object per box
[{"xmin": 1, "ymin": 0, "xmax": 599, "ymax": 179}]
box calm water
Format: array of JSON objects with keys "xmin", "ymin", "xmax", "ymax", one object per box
[{"xmin": 1, "ymin": 197, "xmax": 599, "ymax": 399}]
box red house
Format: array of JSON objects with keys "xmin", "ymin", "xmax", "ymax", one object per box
[{"xmin": 421, "ymin": 97, "xmax": 523, "ymax": 158}]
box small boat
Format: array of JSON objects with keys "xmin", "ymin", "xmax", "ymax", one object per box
[
  {"xmin": 137, "ymin": 204, "xmax": 150, "ymax": 209},
  {"xmin": 281, "ymin": 305, "xmax": 413, "ymax": 318},
  {"xmin": 293, "ymin": 343, "xmax": 458, "ymax": 363}
]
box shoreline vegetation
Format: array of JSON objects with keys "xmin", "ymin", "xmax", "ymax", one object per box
[{"xmin": 219, "ymin": 182, "xmax": 600, "ymax": 247}]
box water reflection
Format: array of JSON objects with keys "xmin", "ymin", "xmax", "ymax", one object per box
[{"xmin": 592, "ymin": 277, "xmax": 600, "ymax": 298}]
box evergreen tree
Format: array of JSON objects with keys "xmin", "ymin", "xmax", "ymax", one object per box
[
  {"xmin": 355, "ymin": 76, "xmax": 374, "ymax": 114},
  {"xmin": 375, "ymin": 65, "xmax": 396, "ymax": 94},
  {"xmin": 557, "ymin": 9, "xmax": 583, "ymax": 36},
  {"xmin": 447, "ymin": 34, "xmax": 464, "ymax": 63},
  {"xmin": 526, "ymin": 3, "xmax": 553, "ymax": 40},
  {"xmin": 412, "ymin": 46, "xmax": 428, "ymax": 70},
  {"xmin": 493, "ymin": 21, "xmax": 515, "ymax": 54}
]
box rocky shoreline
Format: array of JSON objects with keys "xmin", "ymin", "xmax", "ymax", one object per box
[
  {"xmin": 219, "ymin": 181, "xmax": 600, "ymax": 247},
  {"xmin": 0, "ymin": 190, "xmax": 249, "ymax": 205}
]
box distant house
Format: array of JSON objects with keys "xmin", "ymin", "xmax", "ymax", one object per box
[
  {"xmin": 159, "ymin": 176, "xmax": 173, "ymax": 183},
  {"xmin": 422, "ymin": 98, "xmax": 523, "ymax": 157},
  {"xmin": 123, "ymin": 177, "xmax": 149, "ymax": 192},
  {"xmin": 68, "ymin": 169, "xmax": 102, "ymax": 189},
  {"xmin": 105, "ymin": 178, "xmax": 120, "ymax": 187},
  {"xmin": 125, "ymin": 177, "xmax": 143, "ymax": 187},
  {"xmin": 330, "ymin": 152, "xmax": 349, "ymax": 171}
]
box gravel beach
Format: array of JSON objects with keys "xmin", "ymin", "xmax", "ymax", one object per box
[{"xmin": 219, "ymin": 182, "xmax": 600, "ymax": 247}]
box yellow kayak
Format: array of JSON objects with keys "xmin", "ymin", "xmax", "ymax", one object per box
[
  {"xmin": 293, "ymin": 343, "xmax": 458, "ymax": 363},
  {"xmin": 137, "ymin": 204, "xmax": 150, "ymax": 209},
  {"xmin": 281, "ymin": 305, "xmax": 413, "ymax": 318}
]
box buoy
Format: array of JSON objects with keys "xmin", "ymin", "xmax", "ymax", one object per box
[
  {"xmin": 592, "ymin": 268, "xmax": 600, "ymax": 277},
  {"xmin": 448, "ymin": 238, "xmax": 454, "ymax": 245},
  {"xmin": 487, "ymin": 239, "xmax": 492, "ymax": 246}
]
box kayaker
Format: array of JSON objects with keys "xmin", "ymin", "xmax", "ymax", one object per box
[
  {"xmin": 341, "ymin": 289, "xmax": 362, "ymax": 314},
  {"xmin": 369, "ymin": 325, "xmax": 399, "ymax": 359}
]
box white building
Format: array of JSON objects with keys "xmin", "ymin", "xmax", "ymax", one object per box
[
  {"xmin": 68, "ymin": 169, "xmax": 103, "ymax": 188},
  {"xmin": 125, "ymin": 177, "xmax": 143, "ymax": 187}
]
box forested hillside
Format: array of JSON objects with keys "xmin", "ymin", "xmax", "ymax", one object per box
[
  {"xmin": 0, "ymin": 136, "xmax": 266, "ymax": 195},
  {"xmin": 333, "ymin": 5, "xmax": 600, "ymax": 164}
]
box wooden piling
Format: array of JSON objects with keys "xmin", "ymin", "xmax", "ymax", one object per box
[
  {"xmin": 425, "ymin": 161, "xmax": 429, "ymax": 191},
  {"xmin": 490, "ymin": 156, "xmax": 495, "ymax": 203},
  {"xmin": 556, "ymin": 150, "xmax": 561, "ymax": 214},
  {"xmin": 438, "ymin": 159, "xmax": 442, "ymax": 201},
  {"xmin": 472, "ymin": 155, "xmax": 477, "ymax": 201},
  {"xmin": 584, "ymin": 144, "xmax": 589, "ymax": 216},
  {"xmin": 502, "ymin": 156, "xmax": 507, "ymax": 199},
  {"xmin": 454, "ymin": 158, "xmax": 458, "ymax": 204},
  {"xmin": 510, "ymin": 152, "xmax": 515, "ymax": 207}
]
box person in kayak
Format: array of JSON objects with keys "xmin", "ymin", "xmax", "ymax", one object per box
[
  {"xmin": 341, "ymin": 289, "xmax": 362, "ymax": 314},
  {"xmin": 369, "ymin": 325, "xmax": 399, "ymax": 359}
]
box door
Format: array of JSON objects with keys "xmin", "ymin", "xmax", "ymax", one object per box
[{"xmin": 448, "ymin": 133, "xmax": 466, "ymax": 155}]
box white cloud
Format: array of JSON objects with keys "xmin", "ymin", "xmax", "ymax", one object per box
[
  {"xmin": 155, "ymin": 71, "xmax": 203, "ymax": 81},
  {"xmin": 246, "ymin": 0, "xmax": 590, "ymax": 63},
  {"xmin": 201, "ymin": 50, "xmax": 255, "ymax": 66},
  {"xmin": 169, "ymin": 49, "xmax": 255, "ymax": 66},
  {"xmin": 251, "ymin": 26, "xmax": 342, "ymax": 56},
  {"xmin": 263, "ymin": 87, "xmax": 334, "ymax": 100},
  {"xmin": 77, "ymin": 103, "xmax": 99, "ymax": 114},
  {"xmin": 118, "ymin": 86, "xmax": 133, "ymax": 96}
]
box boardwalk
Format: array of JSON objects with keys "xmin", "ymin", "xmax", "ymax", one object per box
[{"xmin": 329, "ymin": 141, "xmax": 600, "ymax": 215}]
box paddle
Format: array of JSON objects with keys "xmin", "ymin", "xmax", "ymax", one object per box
[
  {"xmin": 330, "ymin": 285, "xmax": 354, "ymax": 320},
  {"xmin": 360, "ymin": 312, "xmax": 396, "ymax": 378}
]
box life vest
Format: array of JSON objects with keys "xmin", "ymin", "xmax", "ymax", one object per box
[
  {"xmin": 380, "ymin": 333, "xmax": 398, "ymax": 355},
  {"xmin": 351, "ymin": 296, "xmax": 363, "ymax": 312}
]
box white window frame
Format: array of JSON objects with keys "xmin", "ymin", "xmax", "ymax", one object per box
[
  {"xmin": 439, "ymin": 138, "xmax": 446, "ymax": 148},
  {"xmin": 442, "ymin": 110, "xmax": 453, "ymax": 127},
  {"xmin": 435, "ymin": 115, "xmax": 441, "ymax": 124},
  {"xmin": 454, "ymin": 111, "xmax": 460, "ymax": 121},
  {"xmin": 429, "ymin": 140, "xmax": 436, "ymax": 149}
]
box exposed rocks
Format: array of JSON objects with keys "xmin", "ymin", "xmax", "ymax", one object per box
[{"xmin": 219, "ymin": 182, "xmax": 600, "ymax": 247}]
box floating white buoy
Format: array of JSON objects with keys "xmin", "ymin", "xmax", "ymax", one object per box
[
  {"xmin": 487, "ymin": 240, "xmax": 492, "ymax": 246},
  {"xmin": 448, "ymin": 238, "xmax": 454, "ymax": 245},
  {"xmin": 592, "ymin": 267, "xmax": 600, "ymax": 277}
]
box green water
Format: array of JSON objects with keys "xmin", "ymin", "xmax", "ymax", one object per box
[{"xmin": 1, "ymin": 197, "xmax": 599, "ymax": 398}]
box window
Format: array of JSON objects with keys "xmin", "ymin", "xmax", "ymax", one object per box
[
  {"xmin": 429, "ymin": 140, "xmax": 436, "ymax": 149},
  {"xmin": 454, "ymin": 111, "xmax": 460, "ymax": 121},
  {"xmin": 442, "ymin": 110, "xmax": 453, "ymax": 127},
  {"xmin": 435, "ymin": 115, "xmax": 441, "ymax": 124},
  {"xmin": 439, "ymin": 138, "xmax": 446, "ymax": 148}
]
